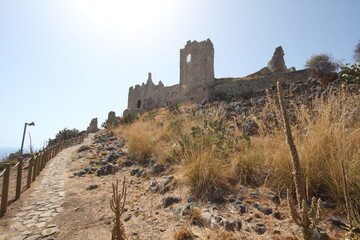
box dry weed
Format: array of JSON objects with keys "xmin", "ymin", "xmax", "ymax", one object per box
[{"xmin": 173, "ymin": 226, "xmax": 196, "ymax": 240}]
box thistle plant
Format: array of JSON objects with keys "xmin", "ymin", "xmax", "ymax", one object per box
[
  {"xmin": 277, "ymin": 81, "xmax": 321, "ymax": 240},
  {"xmin": 110, "ymin": 177, "xmax": 127, "ymax": 240}
]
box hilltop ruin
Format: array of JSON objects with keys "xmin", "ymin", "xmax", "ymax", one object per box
[{"xmin": 124, "ymin": 39, "xmax": 310, "ymax": 114}]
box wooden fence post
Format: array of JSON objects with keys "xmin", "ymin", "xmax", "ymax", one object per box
[
  {"xmin": 15, "ymin": 158, "xmax": 23, "ymax": 200},
  {"xmin": 0, "ymin": 164, "xmax": 11, "ymax": 217},
  {"xmin": 37, "ymin": 152, "xmax": 42, "ymax": 175},
  {"xmin": 27, "ymin": 156, "xmax": 33, "ymax": 189},
  {"xmin": 49, "ymin": 147, "xmax": 52, "ymax": 158},
  {"xmin": 41, "ymin": 151, "xmax": 45, "ymax": 170},
  {"xmin": 32, "ymin": 154, "xmax": 38, "ymax": 182}
]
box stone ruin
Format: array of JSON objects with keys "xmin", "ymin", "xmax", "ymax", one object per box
[
  {"xmin": 87, "ymin": 118, "xmax": 99, "ymax": 133},
  {"xmin": 107, "ymin": 111, "xmax": 117, "ymax": 122},
  {"xmin": 124, "ymin": 39, "xmax": 310, "ymax": 114}
]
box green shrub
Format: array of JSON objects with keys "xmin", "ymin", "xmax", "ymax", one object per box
[
  {"xmin": 120, "ymin": 113, "xmax": 137, "ymax": 125},
  {"xmin": 48, "ymin": 128, "xmax": 79, "ymax": 146},
  {"xmin": 340, "ymin": 62, "xmax": 360, "ymax": 84},
  {"xmin": 305, "ymin": 53, "xmax": 340, "ymax": 77},
  {"xmin": 142, "ymin": 111, "xmax": 157, "ymax": 121},
  {"xmin": 102, "ymin": 117, "xmax": 121, "ymax": 129},
  {"xmin": 166, "ymin": 101, "xmax": 180, "ymax": 115}
]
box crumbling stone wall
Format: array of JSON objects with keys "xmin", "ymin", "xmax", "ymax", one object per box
[
  {"xmin": 127, "ymin": 72, "xmax": 173, "ymax": 111},
  {"xmin": 126, "ymin": 40, "xmax": 215, "ymax": 114},
  {"xmin": 267, "ymin": 46, "xmax": 288, "ymax": 74},
  {"xmin": 87, "ymin": 118, "xmax": 99, "ymax": 133},
  {"xmin": 108, "ymin": 111, "xmax": 117, "ymax": 121},
  {"xmin": 125, "ymin": 40, "xmax": 309, "ymax": 114},
  {"xmin": 212, "ymin": 70, "xmax": 310, "ymax": 101},
  {"xmin": 180, "ymin": 39, "xmax": 214, "ymax": 90}
]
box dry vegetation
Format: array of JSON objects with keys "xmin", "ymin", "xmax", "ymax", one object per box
[{"xmin": 112, "ymin": 86, "xmax": 360, "ymax": 237}]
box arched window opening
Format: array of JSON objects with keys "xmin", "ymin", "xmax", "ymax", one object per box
[
  {"xmin": 137, "ymin": 99, "xmax": 141, "ymax": 109},
  {"xmin": 186, "ymin": 53, "xmax": 191, "ymax": 63}
]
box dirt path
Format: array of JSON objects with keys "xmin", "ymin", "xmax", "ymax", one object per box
[{"xmin": 0, "ymin": 135, "xmax": 94, "ymax": 240}]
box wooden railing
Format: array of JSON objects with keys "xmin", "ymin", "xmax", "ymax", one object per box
[{"xmin": 0, "ymin": 134, "xmax": 87, "ymax": 217}]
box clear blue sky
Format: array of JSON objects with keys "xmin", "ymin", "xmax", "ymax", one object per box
[{"xmin": 1, "ymin": 0, "xmax": 359, "ymax": 150}]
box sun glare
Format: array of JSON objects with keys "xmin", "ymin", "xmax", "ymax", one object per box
[{"xmin": 69, "ymin": 0, "xmax": 174, "ymax": 39}]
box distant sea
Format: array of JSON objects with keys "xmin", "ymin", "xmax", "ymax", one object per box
[{"xmin": 0, "ymin": 147, "xmax": 18, "ymax": 162}]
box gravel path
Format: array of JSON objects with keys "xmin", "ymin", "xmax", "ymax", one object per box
[{"xmin": 1, "ymin": 135, "xmax": 93, "ymax": 240}]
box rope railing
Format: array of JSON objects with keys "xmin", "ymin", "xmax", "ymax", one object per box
[
  {"xmin": 11, "ymin": 161, "xmax": 21, "ymax": 169},
  {"xmin": 0, "ymin": 169, "xmax": 6, "ymax": 178},
  {"xmin": 0, "ymin": 133, "xmax": 87, "ymax": 217}
]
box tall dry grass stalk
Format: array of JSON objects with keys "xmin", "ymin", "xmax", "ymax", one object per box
[{"xmin": 277, "ymin": 81, "xmax": 321, "ymax": 240}]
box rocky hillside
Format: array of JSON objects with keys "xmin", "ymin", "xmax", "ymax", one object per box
[{"xmin": 64, "ymin": 75, "xmax": 360, "ymax": 239}]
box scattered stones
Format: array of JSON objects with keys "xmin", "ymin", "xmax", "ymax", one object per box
[
  {"xmin": 242, "ymin": 119, "xmax": 259, "ymax": 136},
  {"xmin": 163, "ymin": 196, "xmax": 181, "ymax": 208},
  {"xmin": 41, "ymin": 227, "xmax": 60, "ymax": 237},
  {"xmin": 151, "ymin": 163, "xmax": 165, "ymax": 175},
  {"xmin": 260, "ymin": 190, "xmax": 281, "ymax": 205},
  {"xmin": 124, "ymin": 214, "xmax": 132, "ymax": 222},
  {"xmin": 273, "ymin": 211, "xmax": 283, "ymax": 220},
  {"xmin": 237, "ymin": 204, "xmax": 249, "ymax": 215},
  {"xmin": 224, "ymin": 220, "xmax": 242, "ymax": 232},
  {"xmin": 123, "ymin": 159, "xmax": 134, "ymax": 167},
  {"xmin": 250, "ymin": 192, "xmax": 259, "ymax": 198},
  {"xmin": 199, "ymin": 212, "xmax": 212, "ymax": 228},
  {"xmin": 148, "ymin": 176, "xmax": 174, "ymax": 193},
  {"xmin": 314, "ymin": 227, "xmax": 330, "ymax": 240},
  {"xmin": 253, "ymin": 203, "xmax": 273, "ymax": 215},
  {"xmin": 228, "ymin": 196, "xmax": 243, "ymax": 204},
  {"xmin": 106, "ymin": 152, "xmax": 119, "ymax": 163},
  {"xmin": 253, "ymin": 223, "xmax": 266, "ymax": 235},
  {"xmin": 173, "ymin": 204, "xmax": 196, "ymax": 217},
  {"xmin": 328, "ymin": 217, "xmax": 360, "ymax": 234},
  {"xmin": 87, "ymin": 184, "xmax": 98, "ymax": 190},
  {"xmin": 96, "ymin": 164, "xmax": 115, "ymax": 176},
  {"xmin": 78, "ymin": 145, "xmax": 91, "ymax": 152}
]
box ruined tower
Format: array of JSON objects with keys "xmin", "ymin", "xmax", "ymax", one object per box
[{"xmin": 179, "ymin": 39, "xmax": 214, "ymax": 91}]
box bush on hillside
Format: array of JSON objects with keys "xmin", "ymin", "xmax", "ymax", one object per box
[
  {"xmin": 305, "ymin": 53, "xmax": 340, "ymax": 77},
  {"xmin": 119, "ymin": 113, "xmax": 137, "ymax": 125},
  {"xmin": 48, "ymin": 128, "xmax": 79, "ymax": 146},
  {"xmin": 340, "ymin": 62, "xmax": 360, "ymax": 84},
  {"xmin": 102, "ymin": 117, "xmax": 121, "ymax": 129}
]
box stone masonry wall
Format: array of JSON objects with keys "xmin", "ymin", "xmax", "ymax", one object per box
[
  {"xmin": 125, "ymin": 39, "xmax": 310, "ymax": 115},
  {"xmin": 180, "ymin": 39, "xmax": 214, "ymax": 90},
  {"xmin": 212, "ymin": 70, "xmax": 310, "ymax": 101}
]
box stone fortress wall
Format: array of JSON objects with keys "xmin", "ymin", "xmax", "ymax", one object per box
[{"xmin": 125, "ymin": 39, "xmax": 310, "ymax": 114}]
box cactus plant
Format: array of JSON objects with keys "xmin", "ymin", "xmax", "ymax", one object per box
[
  {"xmin": 110, "ymin": 177, "xmax": 127, "ymax": 240},
  {"xmin": 277, "ymin": 81, "xmax": 321, "ymax": 240}
]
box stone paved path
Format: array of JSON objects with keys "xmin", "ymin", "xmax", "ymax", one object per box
[{"xmin": 3, "ymin": 136, "xmax": 92, "ymax": 240}]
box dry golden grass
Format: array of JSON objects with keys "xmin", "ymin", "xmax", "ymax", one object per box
[
  {"xmin": 121, "ymin": 121, "xmax": 157, "ymax": 163},
  {"xmin": 205, "ymin": 229, "xmax": 237, "ymax": 240},
  {"xmin": 189, "ymin": 207, "xmax": 202, "ymax": 223},
  {"xmin": 259, "ymin": 90, "xmax": 360, "ymax": 206},
  {"xmin": 178, "ymin": 150, "xmax": 231, "ymax": 199},
  {"xmin": 173, "ymin": 226, "xmax": 196, "ymax": 240},
  {"xmin": 115, "ymin": 88, "xmax": 360, "ymax": 206}
]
